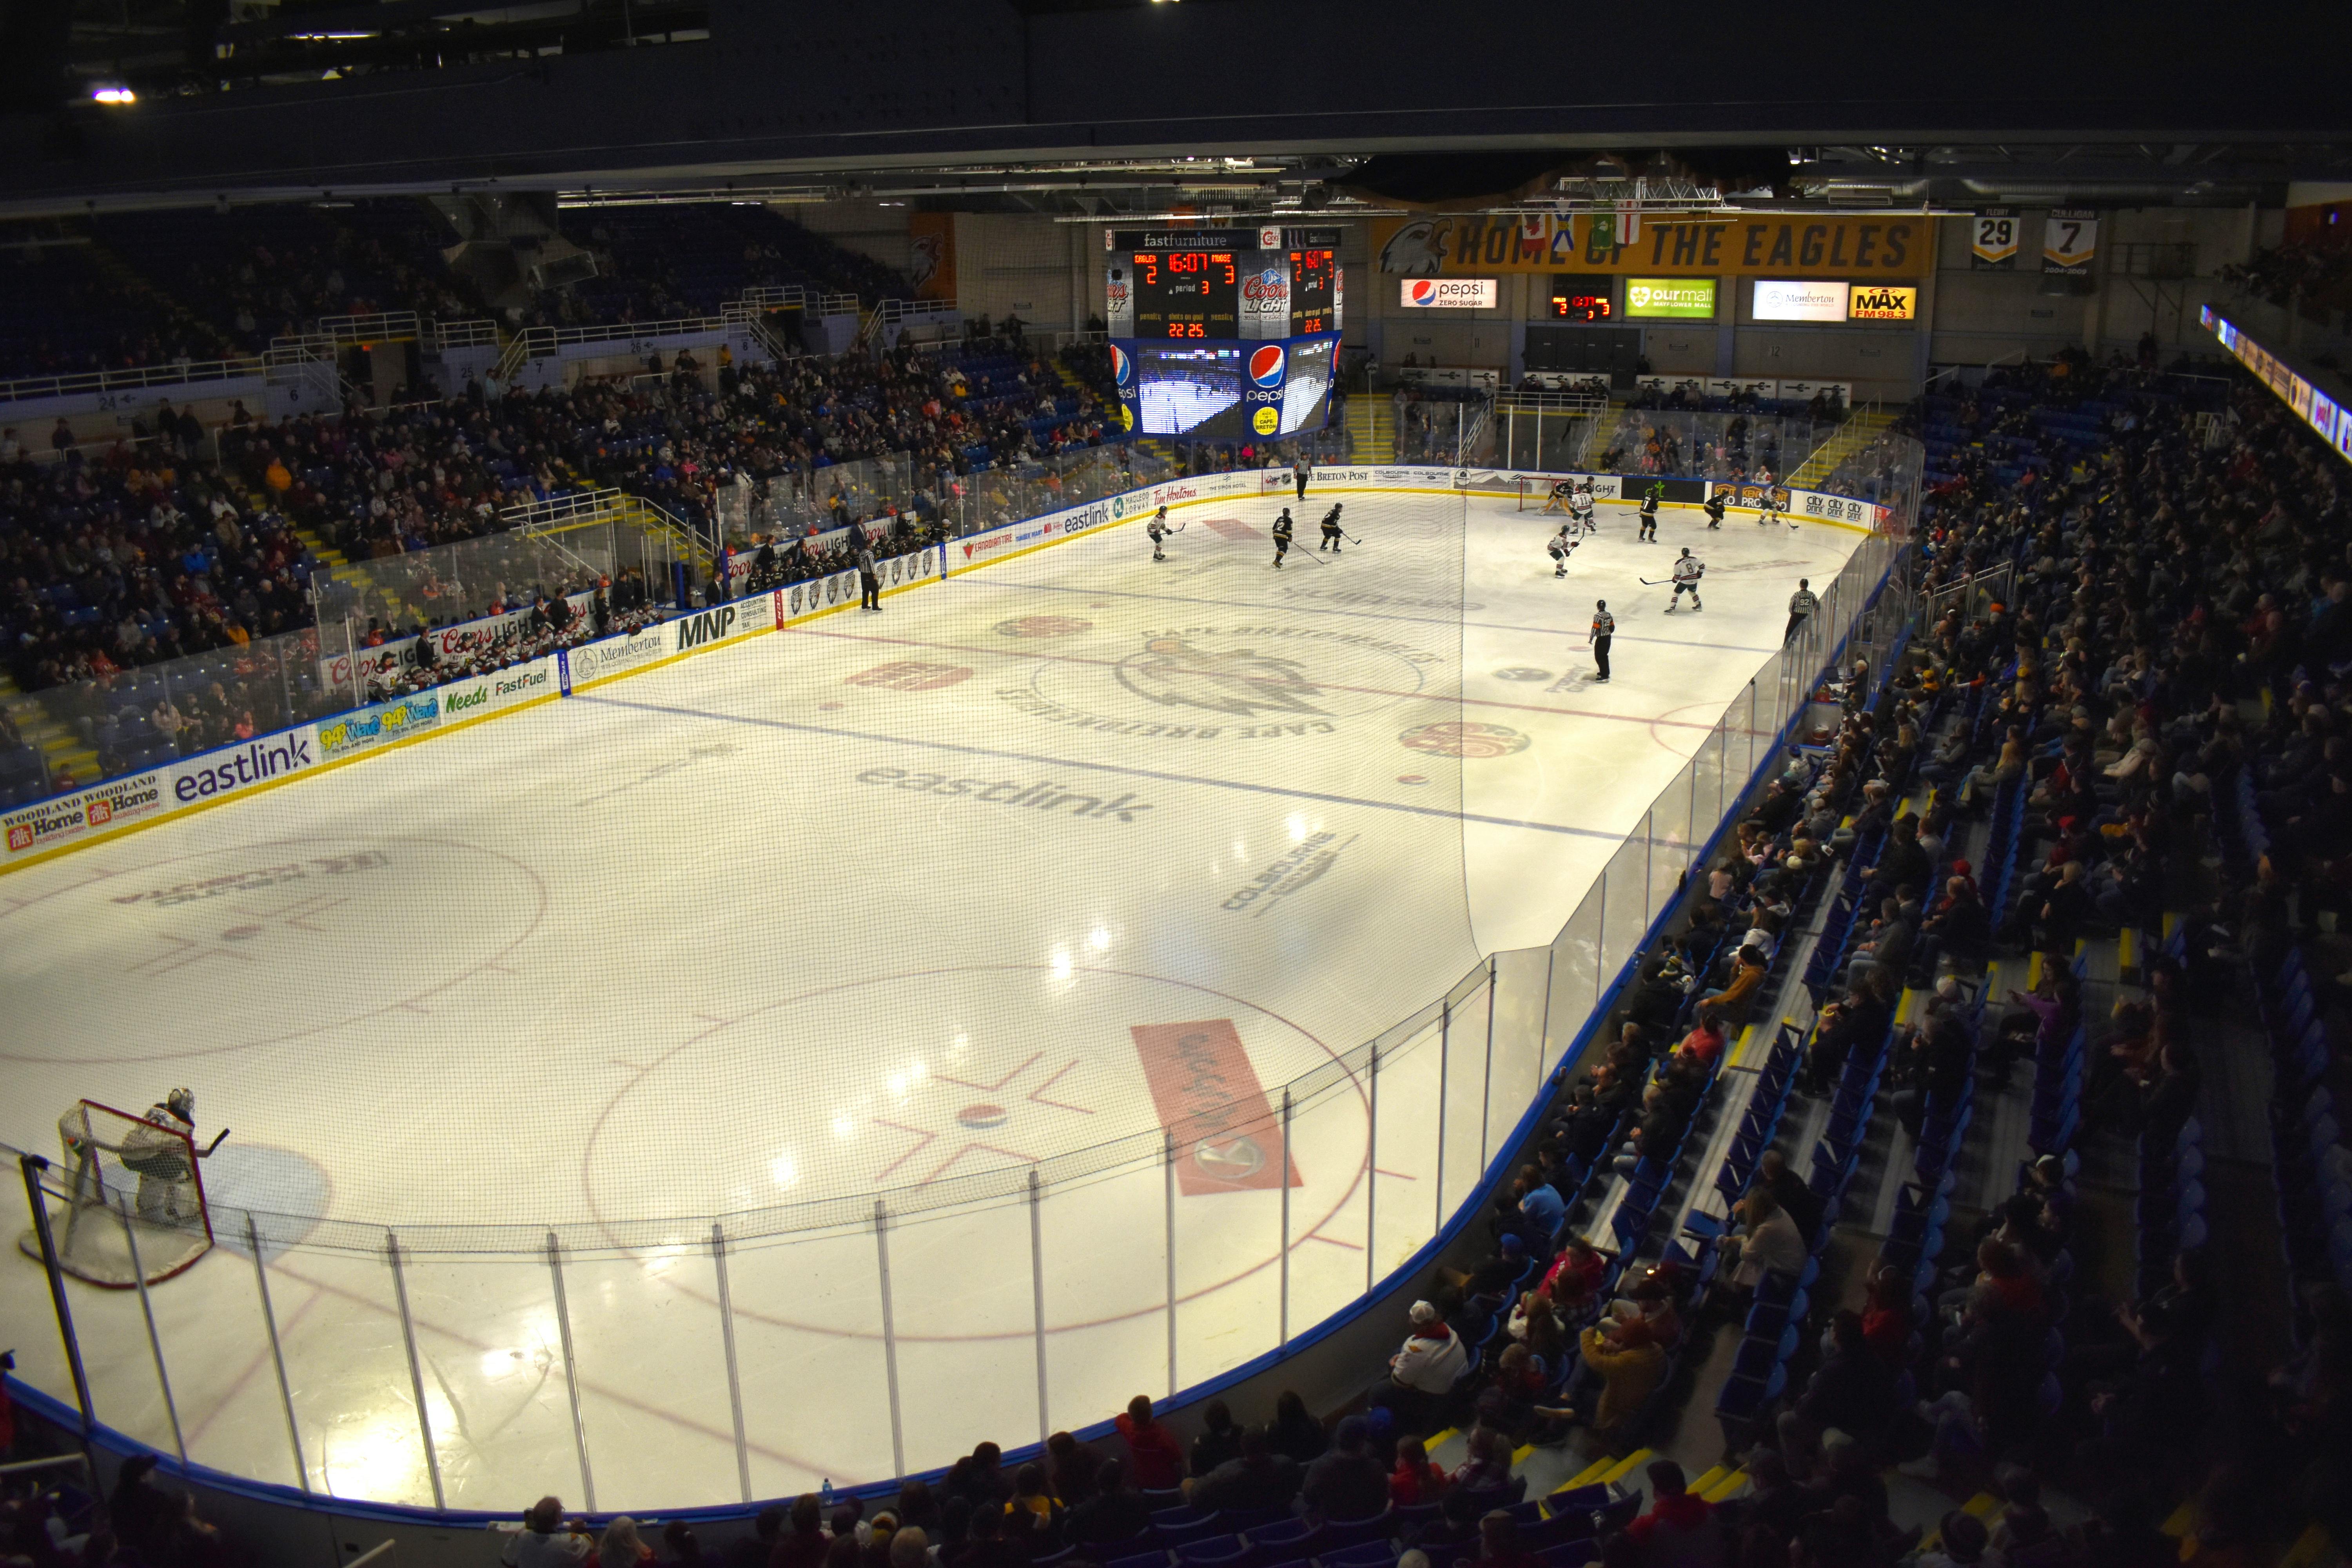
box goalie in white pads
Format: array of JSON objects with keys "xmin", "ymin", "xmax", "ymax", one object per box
[
  {"xmin": 1538, "ymin": 479, "xmax": 1577, "ymax": 515},
  {"xmin": 1548, "ymin": 524, "xmax": 1581, "ymax": 578},
  {"xmin": 1667, "ymin": 547, "xmax": 1705, "ymax": 612},
  {"xmin": 76, "ymin": 1089, "xmax": 207, "ymax": 1225}
]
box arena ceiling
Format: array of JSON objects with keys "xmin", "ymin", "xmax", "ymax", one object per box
[{"xmin": 0, "ymin": 0, "xmax": 2344, "ymax": 217}]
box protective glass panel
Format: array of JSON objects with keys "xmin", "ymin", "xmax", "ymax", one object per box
[
  {"xmin": 274, "ymin": 1241, "xmax": 441, "ymax": 1507},
  {"xmin": 1597, "ymin": 830, "xmax": 1651, "ymax": 989},
  {"xmin": 1365, "ymin": 1006, "xmax": 1446, "ymax": 1285},
  {"xmin": 723, "ymin": 1223, "xmax": 896, "ymax": 1497},
  {"xmin": 1487, "ymin": 946, "xmax": 1553, "ymax": 1153},
  {"xmin": 1544, "ymin": 887, "xmax": 1605, "ymax": 1075},
  {"xmin": 1037, "ymin": 1147, "xmax": 1176, "ymax": 1437},
  {"xmin": 385, "ymin": 1251, "xmax": 572, "ymax": 1509},
  {"xmin": 567, "ymin": 1241, "xmax": 741, "ymax": 1513}
]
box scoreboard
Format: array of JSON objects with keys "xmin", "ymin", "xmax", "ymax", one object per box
[{"xmin": 1107, "ymin": 227, "xmax": 1341, "ymax": 341}]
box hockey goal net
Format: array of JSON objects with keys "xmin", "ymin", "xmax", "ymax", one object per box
[
  {"xmin": 1517, "ymin": 475, "xmax": 1590, "ymax": 512},
  {"xmin": 16, "ymin": 1101, "xmax": 214, "ymax": 1287}
]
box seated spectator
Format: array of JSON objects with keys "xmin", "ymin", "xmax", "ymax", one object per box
[
  {"xmin": 1004, "ymin": 1465, "xmax": 1060, "ymax": 1545},
  {"xmin": 1374, "ymin": 1300, "xmax": 1470, "ymax": 1432},
  {"xmin": 1717, "ymin": 1189, "xmax": 1806, "ymax": 1299},
  {"xmin": 1186, "ymin": 1400, "xmax": 1243, "ymax": 1480},
  {"xmin": 1062, "ymin": 1458, "xmax": 1151, "ymax": 1548},
  {"xmin": 1114, "ymin": 1394, "xmax": 1185, "ymax": 1492},
  {"xmin": 1263, "ymin": 1388, "xmax": 1327, "ymax": 1463},
  {"xmin": 767, "ymin": 1496, "xmax": 828, "ymax": 1568},
  {"xmin": 1624, "ymin": 1461, "xmax": 1723, "ymax": 1568},
  {"xmin": 1476, "ymin": 1511, "xmax": 1544, "ymax": 1568},
  {"xmin": 1188, "ymin": 1426, "xmax": 1304, "ymax": 1513},
  {"xmin": 1300, "ymin": 1415, "xmax": 1390, "ymax": 1523},
  {"xmin": 598, "ymin": 1516, "xmax": 655, "ymax": 1567},
  {"xmin": 1448, "ymin": 1425, "xmax": 1514, "ymax": 1495},
  {"xmin": 1389, "ymin": 1434, "xmax": 1447, "ymax": 1507},
  {"xmin": 504, "ymin": 1496, "xmax": 595, "ymax": 1567}
]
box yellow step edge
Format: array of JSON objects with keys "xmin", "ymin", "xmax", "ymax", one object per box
[
  {"xmin": 2278, "ymin": 1522, "xmax": 2331, "ymax": 1568},
  {"xmin": 2026, "ymin": 951, "xmax": 2044, "ymax": 989},
  {"xmin": 2163, "ymin": 1500, "xmax": 2196, "ymax": 1537},
  {"xmin": 1512, "ymin": 1443, "xmax": 1539, "ymax": 1465},
  {"xmin": 2118, "ymin": 926, "xmax": 2138, "ymax": 975},
  {"xmin": 1923, "ymin": 1495, "xmax": 2005, "ymax": 1553},
  {"xmin": 1563, "ymin": 1454, "xmax": 1619, "ymax": 1489},
  {"xmin": 1424, "ymin": 1426, "xmax": 1460, "ymax": 1450},
  {"xmin": 1689, "ymin": 1466, "xmax": 1730, "ymax": 1495},
  {"xmin": 1699, "ymin": 1469, "xmax": 1748, "ymax": 1503},
  {"xmin": 1894, "ymin": 988, "xmax": 1920, "ymax": 1025},
  {"xmin": 1597, "ymin": 1448, "xmax": 1654, "ymax": 1485}
]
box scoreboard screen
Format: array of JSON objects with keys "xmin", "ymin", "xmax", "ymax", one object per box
[
  {"xmin": 1551, "ymin": 273, "xmax": 1615, "ymax": 322},
  {"xmin": 1107, "ymin": 227, "xmax": 1340, "ymax": 341},
  {"xmin": 1129, "ymin": 249, "xmax": 1238, "ymax": 338},
  {"xmin": 1290, "ymin": 248, "xmax": 1335, "ymax": 335}
]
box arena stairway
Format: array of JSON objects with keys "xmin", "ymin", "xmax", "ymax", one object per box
[
  {"xmin": 1347, "ymin": 396, "xmax": 1396, "ymax": 462},
  {"xmin": 1788, "ymin": 408, "xmax": 1897, "ymax": 490},
  {"xmin": 80, "ymin": 234, "xmax": 245, "ymax": 362},
  {"xmin": 0, "ymin": 672, "xmax": 96, "ymax": 788}
]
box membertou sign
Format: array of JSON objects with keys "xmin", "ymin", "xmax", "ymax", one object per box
[
  {"xmin": 1848, "ymin": 284, "xmax": 1918, "ymax": 321},
  {"xmin": 1624, "ymin": 278, "xmax": 1717, "ymax": 319},
  {"xmin": 1753, "ymin": 279, "xmax": 1850, "ymax": 322},
  {"xmin": 1399, "ymin": 278, "xmax": 1497, "ymax": 309}
]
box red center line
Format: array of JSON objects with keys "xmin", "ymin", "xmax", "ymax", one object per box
[{"xmin": 784, "ymin": 626, "xmax": 1734, "ymax": 733}]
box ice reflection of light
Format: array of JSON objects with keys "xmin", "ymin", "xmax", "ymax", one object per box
[
  {"xmin": 1050, "ymin": 948, "xmax": 1073, "ymax": 980},
  {"xmin": 832, "ymin": 1113, "xmax": 854, "ymax": 1138},
  {"xmin": 1089, "ymin": 926, "xmax": 1111, "ymax": 951},
  {"xmin": 769, "ymin": 1154, "xmax": 799, "ymax": 1190},
  {"xmin": 1287, "ymin": 813, "xmax": 1308, "ymax": 842}
]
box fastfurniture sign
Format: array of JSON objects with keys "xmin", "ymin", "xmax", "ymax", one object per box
[{"xmin": 1399, "ymin": 278, "xmax": 1498, "ymax": 309}]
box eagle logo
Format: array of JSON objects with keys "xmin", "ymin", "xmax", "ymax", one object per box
[
  {"xmin": 1114, "ymin": 636, "xmax": 1330, "ymax": 719},
  {"xmin": 1379, "ymin": 218, "xmax": 1450, "ymax": 276}
]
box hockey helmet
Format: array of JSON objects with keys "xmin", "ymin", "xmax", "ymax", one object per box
[{"xmin": 165, "ymin": 1087, "xmax": 194, "ymax": 1120}]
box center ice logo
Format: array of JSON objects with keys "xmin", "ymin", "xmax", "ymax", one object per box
[
  {"xmin": 1116, "ymin": 636, "xmax": 1328, "ymax": 719},
  {"xmin": 1248, "ymin": 344, "xmax": 1285, "ymax": 389}
]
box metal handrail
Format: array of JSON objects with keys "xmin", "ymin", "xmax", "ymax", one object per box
[
  {"xmin": 860, "ymin": 297, "xmax": 959, "ymax": 347},
  {"xmin": 0, "ymin": 355, "xmax": 275, "ymax": 407},
  {"xmin": 494, "ymin": 314, "xmax": 747, "ymax": 380}
]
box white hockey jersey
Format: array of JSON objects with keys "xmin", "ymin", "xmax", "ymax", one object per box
[{"xmin": 1672, "ymin": 556, "xmax": 1705, "ymax": 584}]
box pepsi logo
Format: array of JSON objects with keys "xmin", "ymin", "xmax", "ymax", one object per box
[
  {"xmin": 1408, "ymin": 279, "xmax": 1437, "ymax": 305},
  {"xmin": 1248, "ymin": 344, "xmax": 1285, "ymax": 388},
  {"xmin": 1109, "ymin": 344, "xmax": 1131, "ymax": 387}
]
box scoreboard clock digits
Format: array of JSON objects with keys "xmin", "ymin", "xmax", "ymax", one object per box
[
  {"xmin": 1290, "ymin": 249, "xmax": 1335, "ymax": 335},
  {"xmin": 1132, "ymin": 250, "xmax": 1239, "ymax": 338}
]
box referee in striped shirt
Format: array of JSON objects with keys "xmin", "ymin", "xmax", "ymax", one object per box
[{"xmin": 1785, "ymin": 579, "xmax": 1820, "ymax": 645}]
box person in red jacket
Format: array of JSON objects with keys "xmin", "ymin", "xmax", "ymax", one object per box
[
  {"xmin": 1115, "ymin": 1395, "xmax": 1186, "ymax": 1492},
  {"xmin": 1623, "ymin": 1460, "xmax": 1724, "ymax": 1568}
]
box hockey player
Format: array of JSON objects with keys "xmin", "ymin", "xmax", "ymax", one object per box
[
  {"xmin": 1147, "ymin": 506, "xmax": 1172, "ymax": 562},
  {"xmin": 1271, "ymin": 509, "xmax": 1295, "ymax": 568},
  {"xmin": 1568, "ymin": 485, "xmax": 1597, "ymax": 537},
  {"xmin": 1637, "ymin": 484, "xmax": 1661, "ymax": 542},
  {"xmin": 1539, "ymin": 478, "xmax": 1576, "ymax": 515},
  {"xmin": 1320, "ymin": 504, "xmax": 1345, "ymax": 552},
  {"xmin": 121, "ymin": 1088, "xmax": 206, "ymax": 1225},
  {"xmin": 1547, "ymin": 524, "xmax": 1579, "ymax": 578},
  {"xmin": 1702, "ymin": 491, "xmax": 1727, "ymax": 530},
  {"xmin": 1757, "ymin": 486, "xmax": 1783, "ymax": 528},
  {"xmin": 1666, "ymin": 547, "xmax": 1705, "ymax": 613}
]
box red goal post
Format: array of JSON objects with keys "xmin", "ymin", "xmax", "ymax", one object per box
[{"xmin": 15, "ymin": 1100, "xmax": 216, "ymax": 1287}]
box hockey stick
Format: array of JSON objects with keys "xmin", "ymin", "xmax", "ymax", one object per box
[
  {"xmin": 1638, "ymin": 576, "xmax": 1675, "ymax": 586},
  {"xmin": 200, "ymin": 1128, "xmax": 232, "ymax": 1157}
]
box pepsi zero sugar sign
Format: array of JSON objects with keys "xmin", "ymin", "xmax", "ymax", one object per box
[{"xmin": 1399, "ymin": 278, "xmax": 1498, "ymax": 309}]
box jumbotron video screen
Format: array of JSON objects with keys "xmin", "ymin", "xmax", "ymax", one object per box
[{"xmin": 1105, "ymin": 225, "xmax": 1343, "ymax": 439}]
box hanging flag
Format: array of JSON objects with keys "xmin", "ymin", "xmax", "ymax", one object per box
[
  {"xmin": 1619, "ymin": 201, "xmax": 1641, "ymax": 245},
  {"xmin": 2042, "ymin": 209, "xmax": 2099, "ymax": 275},
  {"xmin": 1971, "ymin": 208, "xmax": 2018, "ymax": 270},
  {"xmin": 1590, "ymin": 211, "xmax": 1615, "ymax": 251}
]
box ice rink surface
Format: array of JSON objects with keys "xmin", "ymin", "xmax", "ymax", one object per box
[{"xmin": 0, "ymin": 485, "xmax": 1865, "ymax": 1506}]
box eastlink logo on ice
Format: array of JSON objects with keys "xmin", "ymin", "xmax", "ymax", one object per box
[{"xmin": 174, "ymin": 733, "xmax": 315, "ymax": 802}]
